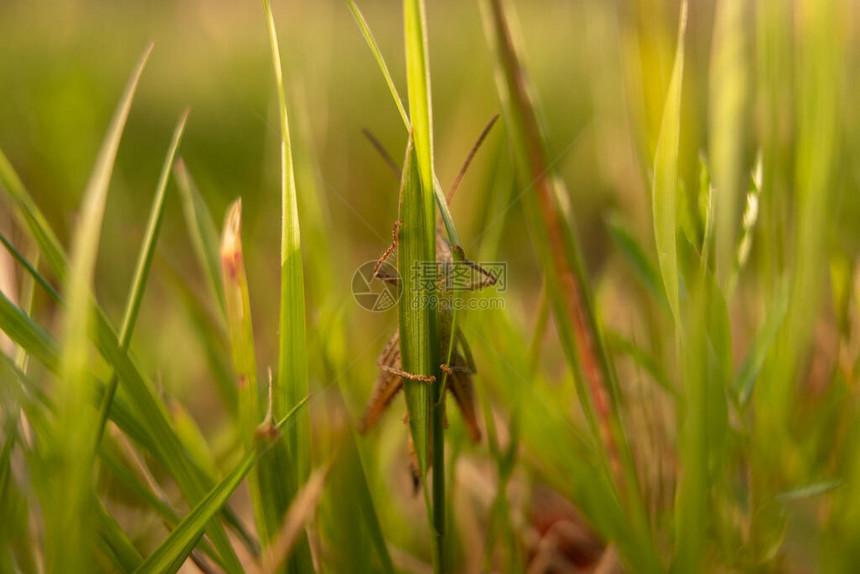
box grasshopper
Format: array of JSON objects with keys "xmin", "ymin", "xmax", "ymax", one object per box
[{"xmin": 358, "ymin": 115, "xmax": 500, "ymax": 486}]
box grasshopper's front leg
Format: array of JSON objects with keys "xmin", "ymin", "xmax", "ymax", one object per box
[
  {"xmin": 372, "ymin": 220, "xmax": 402, "ymax": 281},
  {"xmin": 439, "ymin": 330, "xmax": 477, "ymax": 376}
]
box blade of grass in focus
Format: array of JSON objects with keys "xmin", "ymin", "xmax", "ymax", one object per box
[
  {"xmin": 49, "ymin": 42, "xmax": 152, "ymax": 573},
  {"xmin": 395, "ymin": 137, "xmax": 435, "ymax": 495},
  {"xmin": 262, "ymin": 1, "xmax": 314, "ymax": 570},
  {"xmin": 402, "ymin": 0, "xmax": 445, "ymax": 570},
  {"xmin": 93, "ymin": 108, "xmax": 189, "ymax": 448},
  {"xmin": 135, "ymin": 396, "xmax": 311, "ymax": 574},
  {"xmin": 479, "ymin": 0, "xmax": 657, "ymax": 569}
]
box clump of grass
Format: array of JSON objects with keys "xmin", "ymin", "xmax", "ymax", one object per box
[{"xmin": 1, "ymin": 0, "xmax": 858, "ymax": 571}]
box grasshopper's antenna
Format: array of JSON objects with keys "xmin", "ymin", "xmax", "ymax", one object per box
[
  {"xmin": 446, "ymin": 113, "xmax": 500, "ymax": 204},
  {"xmin": 362, "ymin": 128, "xmax": 401, "ymax": 179}
]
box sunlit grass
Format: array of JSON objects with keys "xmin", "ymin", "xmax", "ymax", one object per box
[{"xmin": 1, "ymin": 0, "xmax": 858, "ymax": 572}]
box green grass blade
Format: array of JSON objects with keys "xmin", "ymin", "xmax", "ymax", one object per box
[
  {"xmin": 95, "ymin": 499, "xmax": 144, "ymax": 572},
  {"xmin": 470, "ymin": 311, "xmax": 644, "ymax": 567},
  {"xmin": 605, "ymin": 213, "xmax": 670, "ymax": 312},
  {"xmin": 1, "ymin": 235, "xmax": 238, "ymax": 510},
  {"xmin": 605, "ymin": 331, "xmax": 677, "ymax": 399},
  {"xmin": 709, "ymin": 0, "xmax": 749, "ymax": 288},
  {"xmin": 479, "ymin": 0, "xmax": 658, "ymax": 569},
  {"xmin": 0, "ymin": 154, "xmax": 245, "ymax": 573},
  {"xmin": 402, "ymin": 0, "xmax": 445, "ymax": 570},
  {"xmin": 174, "ymin": 158, "xmax": 227, "ymax": 322},
  {"xmin": 161, "ymin": 264, "xmax": 237, "ymax": 411},
  {"xmin": 0, "ymin": 289, "xmax": 165, "ymax": 464},
  {"xmin": 346, "ymin": 0, "xmax": 459, "ymax": 244},
  {"xmin": 734, "ymin": 277, "xmax": 789, "ymax": 407},
  {"xmin": 752, "ymin": 6, "xmax": 841, "ymax": 549},
  {"xmin": 0, "ymin": 289, "xmax": 59, "ymax": 371},
  {"xmin": 0, "ymin": 424, "xmax": 37, "ymax": 574},
  {"xmin": 651, "ymin": 1, "xmax": 687, "ymax": 326},
  {"xmin": 395, "ymin": 137, "xmax": 433, "ymax": 470},
  {"xmin": 220, "ymin": 198, "xmax": 274, "ymax": 547},
  {"xmin": 91, "ymin": 305, "xmax": 244, "ymax": 572},
  {"xmin": 403, "ymin": 0, "xmax": 434, "ymax": 194},
  {"xmin": 134, "ymin": 396, "xmax": 311, "ymax": 574},
  {"xmin": 672, "ymin": 282, "xmax": 710, "ymax": 573},
  {"xmin": 0, "ymin": 151, "xmax": 66, "ymax": 281},
  {"xmin": 345, "ymin": 0, "xmax": 410, "ymax": 130},
  {"xmin": 50, "ymin": 42, "xmax": 152, "ymax": 573},
  {"xmin": 94, "ymin": 108, "xmax": 190, "ymax": 448},
  {"xmin": 220, "ymin": 199, "xmax": 259, "ymax": 453},
  {"xmin": 262, "ymin": 1, "xmax": 313, "ymax": 571}
]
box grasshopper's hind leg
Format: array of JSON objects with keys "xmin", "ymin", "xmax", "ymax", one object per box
[{"xmin": 379, "ymin": 364, "xmax": 436, "ymax": 383}]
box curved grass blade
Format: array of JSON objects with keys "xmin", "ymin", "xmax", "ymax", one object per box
[
  {"xmin": 479, "ymin": 0, "xmax": 658, "ymax": 570},
  {"xmin": 605, "ymin": 213, "xmax": 670, "ymax": 312},
  {"xmin": 651, "ymin": 1, "xmax": 687, "ymax": 326},
  {"xmin": 134, "ymin": 396, "xmax": 311, "ymax": 574},
  {"xmin": 346, "ymin": 0, "xmax": 459, "ymax": 245},
  {"xmin": 345, "ymin": 0, "xmax": 410, "ymax": 130},
  {"xmin": 220, "ymin": 199, "xmax": 260, "ymax": 454},
  {"xmin": 734, "ymin": 277, "xmax": 789, "ymax": 407},
  {"xmin": 262, "ymin": 1, "xmax": 314, "ymax": 570},
  {"xmin": 0, "ymin": 423, "xmax": 37, "ymax": 574},
  {"xmin": 49, "ymin": 42, "xmax": 153, "ymax": 573},
  {"xmin": 94, "ymin": 108, "xmax": 190, "ymax": 449},
  {"xmin": 95, "ymin": 499, "xmax": 144, "ymax": 572},
  {"xmin": 219, "ymin": 198, "xmax": 279, "ymax": 550},
  {"xmin": 0, "ymin": 198, "xmax": 246, "ymax": 570},
  {"xmin": 160, "ymin": 262, "xmax": 237, "ymax": 412},
  {"xmin": 174, "ymin": 158, "xmax": 227, "ymax": 322},
  {"xmin": 605, "ymin": 331, "xmax": 677, "ymax": 400},
  {"xmin": 0, "ymin": 290, "xmax": 59, "ymax": 371},
  {"xmin": 0, "ymin": 153, "xmax": 66, "ymax": 281}
]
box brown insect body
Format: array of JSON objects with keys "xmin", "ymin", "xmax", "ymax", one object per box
[
  {"xmin": 359, "ymin": 229, "xmax": 484, "ymax": 444},
  {"xmin": 357, "ymin": 114, "xmax": 500, "ymax": 487}
]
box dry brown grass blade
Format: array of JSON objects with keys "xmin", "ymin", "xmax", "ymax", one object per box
[{"xmin": 257, "ymin": 464, "xmax": 331, "ymax": 574}]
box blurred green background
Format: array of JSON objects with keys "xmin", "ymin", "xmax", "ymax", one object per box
[{"xmin": 1, "ymin": 0, "xmax": 636, "ymax": 423}]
